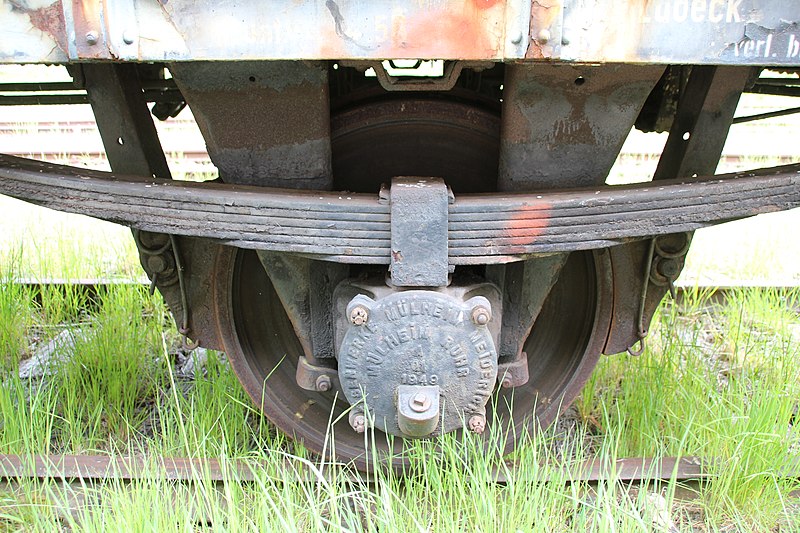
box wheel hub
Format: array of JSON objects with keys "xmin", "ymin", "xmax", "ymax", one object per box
[{"xmin": 336, "ymin": 286, "xmax": 500, "ymax": 437}]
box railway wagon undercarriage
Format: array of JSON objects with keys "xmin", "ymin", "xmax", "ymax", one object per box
[{"xmin": 2, "ymin": 0, "xmax": 800, "ymax": 468}]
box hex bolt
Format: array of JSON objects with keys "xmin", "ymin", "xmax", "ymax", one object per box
[
  {"xmin": 537, "ymin": 29, "xmax": 551, "ymax": 44},
  {"xmin": 315, "ymin": 375, "xmax": 332, "ymax": 392},
  {"xmin": 471, "ymin": 305, "xmax": 492, "ymax": 326},
  {"xmin": 349, "ymin": 411, "xmax": 366, "ymax": 433},
  {"xmin": 468, "ymin": 414, "xmax": 486, "ymax": 435},
  {"xmin": 85, "ymin": 31, "xmax": 99, "ymax": 46},
  {"xmin": 409, "ymin": 392, "xmax": 432, "ymax": 413},
  {"xmin": 349, "ymin": 305, "xmax": 369, "ymax": 326}
]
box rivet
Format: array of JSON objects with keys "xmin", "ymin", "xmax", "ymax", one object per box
[
  {"xmin": 122, "ymin": 30, "xmax": 135, "ymax": 45},
  {"xmin": 85, "ymin": 31, "xmax": 99, "ymax": 46},
  {"xmin": 510, "ymin": 31, "xmax": 524, "ymax": 45},
  {"xmin": 537, "ymin": 29, "xmax": 551, "ymax": 44}
]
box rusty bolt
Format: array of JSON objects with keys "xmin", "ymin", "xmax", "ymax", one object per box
[
  {"xmin": 85, "ymin": 31, "xmax": 99, "ymax": 46},
  {"xmin": 409, "ymin": 392, "xmax": 432, "ymax": 413},
  {"xmin": 537, "ymin": 29, "xmax": 551, "ymax": 44},
  {"xmin": 468, "ymin": 414, "xmax": 486, "ymax": 435},
  {"xmin": 349, "ymin": 305, "xmax": 369, "ymax": 326},
  {"xmin": 349, "ymin": 411, "xmax": 366, "ymax": 434},
  {"xmin": 501, "ymin": 375, "xmax": 513, "ymax": 389},
  {"xmin": 315, "ymin": 375, "xmax": 331, "ymax": 392},
  {"xmin": 471, "ymin": 305, "xmax": 491, "ymax": 326}
]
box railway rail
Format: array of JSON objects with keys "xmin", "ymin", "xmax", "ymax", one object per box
[{"xmin": 0, "ymin": 453, "xmax": 716, "ymax": 485}]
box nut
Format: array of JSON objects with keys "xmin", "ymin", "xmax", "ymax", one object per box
[
  {"xmin": 468, "ymin": 415, "xmax": 486, "ymax": 435},
  {"xmin": 349, "ymin": 305, "xmax": 369, "ymax": 326},
  {"xmin": 471, "ymin": 305, "xmax": 491, "ymax": 326},
  {"xmin": 409, "ymin": 392, "xmax": 432, "ymax": 413},
  {"xmin": 349, "ymin": 411, "xmax": 366, "ymax": 433},
  {"xmin": 315, "ymin": 375, "xmax": 332, "ymax": 392}
]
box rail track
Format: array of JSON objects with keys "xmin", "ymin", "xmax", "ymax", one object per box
[
  {"xmin": 1, "ymin": 279, "xmax": 798, "ymax": 528},
  {"xmin": 0, "ymin": 453, "xmax": 714, "ymax": 485}
]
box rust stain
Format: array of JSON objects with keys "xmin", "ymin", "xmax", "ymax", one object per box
[
  {"xmin": 24, "ymin": 1, "xmax": 68, "ymax": 56},
  {"xmin": 386, "ymin": 2, "xmax": 502, "ymax": 59},
  {"xmin": 472, "ymin": 0, "xmax": 502, "ymax": 8},
  {"xmin": 527, "ymin": 0, "xmax": 562, "ymax": 59},
  {"xmin": 506, "ymin": 202, "xmax": 551, "ymax": 248}
]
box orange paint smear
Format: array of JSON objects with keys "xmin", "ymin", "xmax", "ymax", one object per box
[{"xmin": 506, "ymin": 202, "xmax": 551, "ymax": 248}]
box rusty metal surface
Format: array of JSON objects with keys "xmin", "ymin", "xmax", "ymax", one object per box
[
  {"xmin": 557, "ymin": 0, "xmax": 800, "ymax": 66},
  {"xmin": 2, "ymin": 153, "xmax": 799, "ymax": 264},
  {"xmin": 170, "ymin": 61, "xmax": 332, "ymax": 190},
  {"xmin": 389, "ymin": 177, "xmax": 450, "ymax": 287},
  {"xmin": 3, "ymin": 0, "xmax": 800, "ymax": 64},
  {"xmin": 0, "ymin": 453, "xmax": 716, "ymax": 484},
  {"xmin": 498, "ymin": 64, "xmax": 664, "ymax": 191},
  {"xmin": 604, "ymin": 66, "xmax": 751, "ymax": 356}
]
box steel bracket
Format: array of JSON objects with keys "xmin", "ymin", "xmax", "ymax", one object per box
[{"xmin": 389, "ymin": 177, "xmax": 451, "ymax": 287}]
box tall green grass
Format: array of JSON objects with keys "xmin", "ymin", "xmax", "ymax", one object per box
[{"xmin": 0, "ymin": 258, "xmax": 799, "ymax": 529}]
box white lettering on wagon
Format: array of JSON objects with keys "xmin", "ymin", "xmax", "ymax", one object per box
[{"xmin": 642, "ymin": 0, "xmax": 743, "ymax": 24}]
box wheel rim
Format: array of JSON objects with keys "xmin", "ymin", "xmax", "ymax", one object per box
[{"xmin": 213, "ymin": 97, "xmax": 613, "ymax": 468}]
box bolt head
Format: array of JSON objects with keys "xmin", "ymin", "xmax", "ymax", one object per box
[
  {"xmin": 349, "ymin": 305, "xmax": 369, "ymax": 326},
  {"xmin": 409, "ymin": 393, "xmax": 432, "ymax": 413},
  {"xmin": 349, "ymin": 412, "xmax": 366, "ymax": 433},
  {"xmin": 468, "ymin": 415, "xmax": 486, "ymax": 435},
  {"xmin": 471, "ymin": 305, "xmax": 491, "ymax": 326},
  {"xmin": 85, "ymin": 31, "xmax": 99, "ymax": 45},
  {"xmin": 315, "ymin": 375, "xmax": 332, "ymax": 392},
  {"xmin": 122, "ymin": 30, "xmax": 135, "ymax": 45},
  {"xmin": 501, "ymin": 376, "xmax": 513, "ymax": 389},
  {"xmin": 510, "ymin": 31, "xmax": 524, "ymax": 45}
]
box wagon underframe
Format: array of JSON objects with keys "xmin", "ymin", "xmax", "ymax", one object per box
[{"xmin": 1, "ymin": 0, "xmax": 800, "ymax": 468}]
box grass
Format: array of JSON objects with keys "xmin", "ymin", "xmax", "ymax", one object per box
[{"xmin": 0, "ymin": 242, "xmax": 798, "ymax": 530}]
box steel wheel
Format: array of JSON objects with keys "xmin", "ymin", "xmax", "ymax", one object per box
[{"xmin": 213, "ymin": 96, "xmax": 613, "ymax": 468}]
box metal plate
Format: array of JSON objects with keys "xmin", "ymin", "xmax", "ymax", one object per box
[
  {"xmin": 337, "ymin": 291, "xmax": 498, "ymax": 436},
  {"xmin": 2, "ymin": 0, "xmax": 799, "ymax": 64}
]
